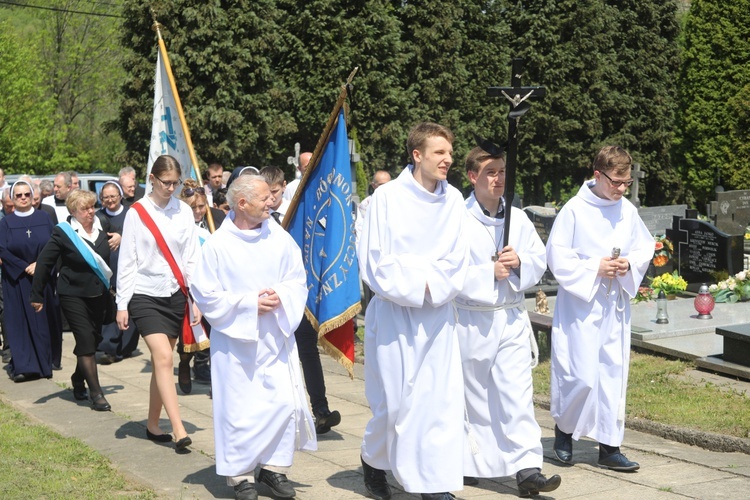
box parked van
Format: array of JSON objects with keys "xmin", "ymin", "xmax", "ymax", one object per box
[{"xmin": 6, "ymin": 173, "xmax": 118, "ymax": 199}]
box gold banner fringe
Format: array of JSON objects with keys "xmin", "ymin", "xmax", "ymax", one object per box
[
  {"xmin": 304, "ymin": 302, "xmax": 361, "ymax": 377},
  {"xmin": 182, "ymin": 338, "xmax": 210, "ymax": 353},
  {"xmin": 306, "ymin": 302, "xmax": 361, "ymax": 338},
  {"xmin": 320, "ymin": 336, "xmax": 355, "ymax": 379}
]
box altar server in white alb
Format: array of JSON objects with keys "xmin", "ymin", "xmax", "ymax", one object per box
[
  {"xmin": 546, "ymin": 146, "xmax": 653, "ymax": 472},
  {"xmin": 191, "ymin": 175, "xmax": 315, "ymax": 500},
  {"xmin": 456, "ymin": 144, "xmax": 561, "ymax": 497},
  {"xmin": 357, "ymin": 122, "xmax": 469, "ymax": 500}
]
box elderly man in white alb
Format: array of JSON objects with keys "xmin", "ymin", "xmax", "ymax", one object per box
[
  {"xmin": 456, "ymin": 144, "xmax": 561, "ymax": 497},
  {"xmin": 191, "ymin": 175, "xmax": 315, "ymax": 500},
  {"xmin": 357, "ymin": 122, "xmax": 469, "ymax": 500}
]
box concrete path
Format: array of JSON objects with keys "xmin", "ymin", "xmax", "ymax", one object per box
[{"xmin": 2, "ymin": 331, "xmax": 750, "ymax": 499}]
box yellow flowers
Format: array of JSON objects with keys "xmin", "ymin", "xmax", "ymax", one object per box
[{"xmin": 649, "ymin": 271, "xmax": 687, "ymax": 296}]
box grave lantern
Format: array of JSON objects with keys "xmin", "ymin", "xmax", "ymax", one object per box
[
  {"xmin": 694, "ymin": 284, "xmax": 715, "ymax": 319},
  {"xmin": 655, "ymin": 290, "xmax": 669, "ymax": 324}
]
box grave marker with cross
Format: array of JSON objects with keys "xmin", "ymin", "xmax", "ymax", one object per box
[
  {"xmin": 630, "ymin": 162, "xmax": 645, "ymax": 207},
  {"xmin": 487, "ymin": 57, "xmax": 546, "ymax": 247}
]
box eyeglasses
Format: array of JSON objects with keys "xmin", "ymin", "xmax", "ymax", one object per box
[
  {"xmin": 154, "ymin": 177, "xmax": 182, "ymax": 189},
  {"xmin": 14, "ymin": 192, "xmax": 31, "ymax": 199},
  {"xmin": 598, "ymin": 170, "xmax": 634, "ymax": 188},
  {"xmin": 101, "ymin": 195, "xmax": 120, "ymax": 201},
  {"xmin": 183, "ymin": 187, "xmax": 205, "ymax": 197}
]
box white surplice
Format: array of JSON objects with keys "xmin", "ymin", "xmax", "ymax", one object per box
[
  {"xmin": 455, "ymin": 194, "xmax": 547, "ymax": 478},
  {"xmin": 191, "ymin": 214, "xmax": 316, "ymax": 478},
  {"xmin": 357, "ymin": 166, "xmax": 469, "ymax": 494},
  {"xmin": 546, "ymin": 180, "xmax": 653, "ymax": 446}
]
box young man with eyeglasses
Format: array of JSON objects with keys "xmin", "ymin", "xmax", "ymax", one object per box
[{"xmin": 545, "ymin": 146, "xmax": 653, "ymax": 472}]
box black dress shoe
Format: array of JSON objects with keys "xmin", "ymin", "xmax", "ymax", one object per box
[
  {"xmin": 361, "ymin": 456, "xmax": 391, "ymax": 500},
  {"xmin": 256, "ymin": 468, "xmax": 295, "ymax": 498},
  {"xmin": 314, "ymin": 408, "xmax": 341, "ymax": 434},
  {"xmin": 12, "ymin": 373, "xmax": 39, "ymax": 383},
  {"xmin": 90, "ymin": 393, "xmax": 111, "ymax": 412},
  {"xmin": 71, "ymin": 374, "xmax": 88, "ymax": 401},
  {"xmin": 553, "ymin": 425, "xmax": 573, "ymax": 463},
  {"xmin": 98, "ymin": 352, "xmax": 116, "ymax": 365},
  {"xmin": 517, "ymin": 473, "xmax": 562, "ymax": 497},
  {"xmin": 463, "ymin": 476, "xmax": 479, "ymax": 486},
  {"xmin": 146, "ymin": 429, "xmax": 173, "ymax": 443},
  {"xmin": 178, "ymin": 360, "xmax": 192, "ymax": 394},
  {"xmin": 52, "ymin": 363, "xmax": 62, "ymax": 371},
  {"xmin": 598, "ymin": 452, "xmax": 640, "ymax": 471},
  {"xmin": 175, "ymin": 435, "xmax": 192, "ymax": 451},
  {"xmin": 420, "ymin": 494, "xmax": 456, "ymax": 500},
  {"xmin": 234, "ymin": 479, "xmax": 258, "ymax": 500}
]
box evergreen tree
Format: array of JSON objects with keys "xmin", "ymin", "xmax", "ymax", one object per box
[
  {"xmin": 115, "ymin": 0, "xmax": 298, "ymax": 175},
  {"xmin": 276, "ymin": 0, "xmax": 411, "ymax": 180},
  {"xmin": 501, "ymin": 0, "xmax": 681, "ymax": 206},
  {"xmin": 603, "ymin": 0, "xmax": 681, "ymax": 206},
  {"xmin": 674, "ymin": 0, "xmax": 750, "ymax": 208},
  {"xmin": 395, "ymin": 0, "xmax": 512, "ymax": 187},
  {"xmin": 503, "ymin": 0, "xmax": 616, "ymax": 204}
]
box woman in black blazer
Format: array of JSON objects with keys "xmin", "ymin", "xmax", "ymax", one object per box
[{"xmin": 31, "ymin": 190, "xmax": 113, "ymax": 412}]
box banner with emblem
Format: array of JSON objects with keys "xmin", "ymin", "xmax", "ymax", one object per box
[
  {"xmin": 286, "ymin": 109, "xmax": 361, "ymax": 377},
  {"xmin": 146, "ymin": 50, "xmax": 193, "ymax": 188}
]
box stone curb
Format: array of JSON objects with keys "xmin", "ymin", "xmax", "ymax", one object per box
[{"xmin": 534, "ymin": 395, "xmax": 750, "ymax": 455}]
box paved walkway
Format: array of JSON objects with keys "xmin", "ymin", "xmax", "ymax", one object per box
[{"xmin": 2, "ymin": 332, "xmax": 750, "ymax": 499}]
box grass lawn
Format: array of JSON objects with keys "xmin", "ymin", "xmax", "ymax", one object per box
[
  {"xmin": 532, "ymin": 351, "xmax": 750, "ymax": 439},
  {"xmin": 0, "ymin": 400, "xmax": 154, "ymax": 499}
]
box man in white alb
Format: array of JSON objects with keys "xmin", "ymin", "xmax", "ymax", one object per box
[
  {"xmin": 456, "ymin": 144, "xmax": 561, "ymax": 497},
  {"xmin": 546, "ymin": 146, "xmax": 653, "ymax": 472},
  {"xmin": 357, "ymin": 122, "xmax": 469, "ymax": 500},
  {"xmin": 191, "ymin": 175, "xmax": 316, "ymax": 500}
]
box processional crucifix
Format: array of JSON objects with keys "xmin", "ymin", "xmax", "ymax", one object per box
[{"xmin": 487, "ymin": 58, "xmax": 546, "ymax": 249}]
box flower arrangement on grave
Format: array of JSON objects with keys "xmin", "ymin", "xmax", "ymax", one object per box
[
  {"xmin": 652, "ymin": 235, "xmax": 673, "ymax": 267},
  {"xmin": 633, "ymin": 286, "xmax": 653, "ymax": 304},
  {"xmin": 649, "ymin": 271, "xmax": 687, "ymax": 297},
  {"xmin": 709, "ymin": 271, "xmax": 750, "ymax": 303}
]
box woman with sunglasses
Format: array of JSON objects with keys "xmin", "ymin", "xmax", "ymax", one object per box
[
  {"xmin": 116, "ymin": 155, "xmax": 202, "ymax": 451},
  {"xmin": 0, "ymin": 181, "xmax": 57, "ymax": 382}
]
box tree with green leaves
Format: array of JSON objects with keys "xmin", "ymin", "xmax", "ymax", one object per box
[
  {"xmin": 37, "ymin": 0, "xmax": 126, "ymax": 172},
  {"xmin": 0, "ymin": 23, "xmax": 57, "ymax": 173},
  {"xmin": 674, "ymin": 0, "xmax": 750, "ymax": 209},
  {"xmin": 275, "ymin": 0, "xmax": 412, "ymax": 181},
  {"xmin": 115, "ymin": 0, "xmax": 298, "ymax": 176},
  {"xmin": 502, "ymin": 0, "xmax": 681, "ymax": 207},
  {"xmin": 395, "ymin": 0, "xmax": 512, "ymax": 188}
]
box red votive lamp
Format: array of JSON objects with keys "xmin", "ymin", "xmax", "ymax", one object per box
[{"xmin": 694, "ymin": 284, "xmax": 714, "ymax": 319}]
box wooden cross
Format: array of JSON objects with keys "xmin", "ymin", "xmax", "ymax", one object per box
[
  {"xmin": 487, "ymin": 58, "xmax": 546, "ymax": 247},
  {"xmin": 630, "ymin": 162, "xmax": 645, "ymax": 207}
]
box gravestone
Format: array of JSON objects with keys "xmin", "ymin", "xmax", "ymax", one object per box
[
  {"xmin": 524, "ymin": 206, "xmax": 557, "ymax": 287},
  {"xmin": 524, "ymin": 205, "xmax": 557, "ymax": 244},
  {"xmin": 666, "ymin": 215, "xmax": 743, "ymax": 289},
  {"xmin": 638, "ymin": 205, "xmax": 687, "ymax": 236},
  {"xmin": 715, "ymin": 190, "xmax": 750, "ymax": 235},
  {"xmin": 629, "ymin": 162, "xmax": 645, "ymax": 208}
]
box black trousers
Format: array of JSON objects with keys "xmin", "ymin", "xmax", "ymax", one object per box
[{"xmin": 295, "ymin": 315, "xmax": 328, "ymax": 414}]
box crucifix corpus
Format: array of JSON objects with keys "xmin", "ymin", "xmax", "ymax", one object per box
[{"xmin": 487, "ymin": 57, "xmax": 546, "ymax": 249}]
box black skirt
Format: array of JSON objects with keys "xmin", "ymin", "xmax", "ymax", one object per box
[
  {"xmin": 59, "ymin": 294, "xmax": 106, "ymax": 356},
  {"xmin": 129, "ymin": 291, "xmax": 186, "ymax": 338}
]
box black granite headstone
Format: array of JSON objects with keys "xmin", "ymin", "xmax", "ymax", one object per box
[
  {"xmin": 637, "ymin": 205, "xmax": 687, "ymax": 235},
  {"xmin": 524, "ymin": 206, "xmax": 557, "ymax": 244},
  {"xmin": 715, "ymin": 190, "xmax": 750, "ymax": 235},
  {"xmin": 666, "ymin": 215, "xmax": 743, "ymax": 289}
]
